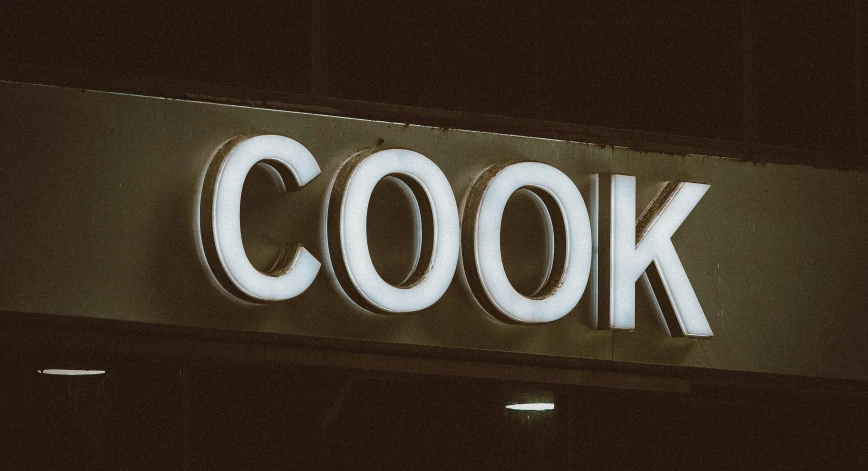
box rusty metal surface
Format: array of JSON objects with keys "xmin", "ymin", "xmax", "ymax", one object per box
[
  {"xmin": 2, "ymin": 64, "xmax": 865, "ymax": 172},
  {"xmin": 2, "ymin": 81, "xmax": 867, "ymax": 381}
]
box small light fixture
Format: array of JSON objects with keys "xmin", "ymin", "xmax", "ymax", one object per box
[
  {"xmin": 506, "ymin": 402, "xmax": 555, "ymax": 411},
  {"xmin": 37, "ymin": 369, "xmax": 106, "ymax": 376}
]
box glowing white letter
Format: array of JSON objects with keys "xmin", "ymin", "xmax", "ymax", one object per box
[
  {"xmin": 199, "ymin": 135, "xmax": 321, "ymax": 302},
  {"xmin": 463, "ymin": 162, "xmax": 592, "ymax": 323},
  {"xmin": 595, "ymin": 174, "xmax": 713, "ymax": 337},
  {"xmin": 326, "ymin": 149, "xmax": 460, "ymax": 313}
]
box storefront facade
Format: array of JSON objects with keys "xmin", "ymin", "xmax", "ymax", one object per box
[
  {"xmin": 2, "ymin": 1, "xmax": 867, "ymax": 467},
  {"xmin": 2, "ymin": 80, "xmax": 867, "ymax": 468}
]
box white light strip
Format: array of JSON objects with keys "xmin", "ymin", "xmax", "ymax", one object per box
[
  {"xmin": 610, "ymin": 174, "xmax": 638, "ymax": 330},
  {"xmin": 506, "ymin": 402, "xmax": 555, "ymax": 411},
  {"xmin": 38, "ymin": 369, "xmax": 106, "ymax": 376}
]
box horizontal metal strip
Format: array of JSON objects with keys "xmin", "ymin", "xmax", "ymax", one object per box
[{"xmin": 1, "ymin": 61, "xmax": 865, "ymax": 173}]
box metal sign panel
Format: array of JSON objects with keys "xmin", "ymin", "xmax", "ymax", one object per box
[{"xmin": 2, "ymin": 81, "xmax": 867, "ymax": 381}]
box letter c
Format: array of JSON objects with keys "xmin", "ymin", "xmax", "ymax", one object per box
[{"xmin": 198, "ymin": 134, "xmax": 321, "ymax": 302}]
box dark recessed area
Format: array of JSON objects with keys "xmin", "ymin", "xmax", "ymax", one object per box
[
  {"xmin": 3, "ymin": 346, "xmax": 866, "ymax": 469},
  {"xmin": 1, "ymin": 1, "xmax": 864, "ymax": 158},
  {"xmin": 366, "ymin": 176, "xmax": 424, "ymax": 286},
  {"xmin": 500, "ymin": 189, "xmax": 555, "ymax": 297}
]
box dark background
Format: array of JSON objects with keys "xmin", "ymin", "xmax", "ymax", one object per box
[
  {"xmin": 3, "ymin": 347, "xmax": 867, "ymax": 470},
  {"xmin": 1, "ymin": 0, "xmax": 865, "ymax": 157}
]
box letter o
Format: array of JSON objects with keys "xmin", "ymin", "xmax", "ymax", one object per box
[
  {"xmin": 327, "ymin": 149, "xmax": 460, "ymax": 313},
  {"xmin": 198, "ymin": 135, "xmax": 321, "ymax": 302},
  {"xmin": 462, "ymin": 161, "xmax": 592, "ymax": 323}
]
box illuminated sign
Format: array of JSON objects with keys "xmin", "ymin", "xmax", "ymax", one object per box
[
  {"xmin": 462, "ymin": 161, "xmax": 591, "ymax": 324},
  {"xmin": 199, "ymin": 135, "xmax": 322, "ymax": 302},
  {"xmin": 198, "ymin": 135, "xmax": 713, "ymax": 338},
  {"xmin": 327, "ymin": 148, "xmax": 460, "ymax": 314}
]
